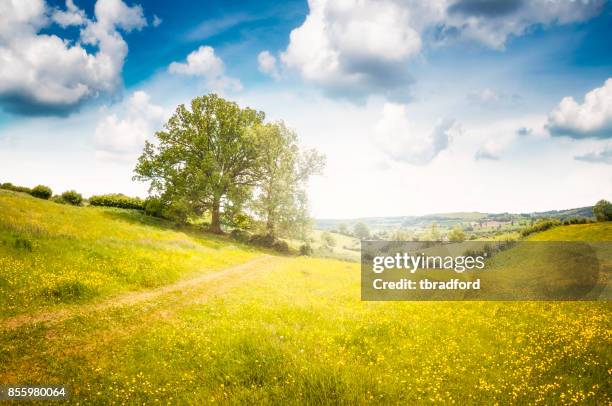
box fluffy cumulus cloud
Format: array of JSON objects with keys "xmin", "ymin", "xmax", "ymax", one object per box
[
  {"xmin": 94, "ymin": 90, "xmax": 165, "ymax": 162},
  {"xmin": 257, "ymin": 51, "xmax": 279, "ymax": 79},
  {"xmin": 266, "ymin": 0, "xmax": 603, "ymax": 99},
  {"xmin": 374, "ymin": 102, "xmax": 459, "ymax": 165},
  {"xmin": 0, "ymin": 0, "xmax": 147, "ymax": 116},
  {"xmin": 278, "ymin": 0, "xmax": 427, "ymax": 99},
  {"xmin": 443, "ymin": 0, "xmax": 604, "ymax": 49},
  {"xmin": 168, "ymin": 46, "xmax": 242, "ymax": 91},
  {"xmin": 547, "ymin": 78, "xmax": 612, "ymax": 139},
  {"xmin": 575, "ymin": 145, "xmax": 612, "ymax": 164}
]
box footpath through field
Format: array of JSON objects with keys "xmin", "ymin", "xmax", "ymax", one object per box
[{"xmin": 0, "ymin": 255, "xmax": 281, "ymax": 331}]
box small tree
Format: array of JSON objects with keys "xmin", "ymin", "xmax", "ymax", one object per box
[
  {"xmin": 61, "ymin": 190, "xmax": 83, "ymax": 206},
  {"xmin": 448, "ymin": 225, "xmax": 466, "ymax": 242},
  {"xmin": 353, "ymin": 222, "xmax": 370, "ymax": 240},
  {"xmin": 593, "ymin": 199, "xmax": 612, "ymax": 221},
  {"xmin": 338, "ymin": 223, "xmax": 349, "ymax": 235},
  {"xmin": 426, "ymin": 221, "xmax": 441, "ymax": 241},
  {"xmin": 250, "ymin": 122, "xmax": 324, "ymax": 238},
  {"xmin": 321, "ymin": 231, "xmax": 336, "ymax": 249},
  {"xmin": 30, "ymin": 185, "xmax": 52, "ymax": 200}
]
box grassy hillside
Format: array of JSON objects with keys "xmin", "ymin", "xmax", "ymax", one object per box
[
  {"xmin": 0, "ymin": 190, "xmax": 262, "ymax": 317},
  {"xmin": 528, "ymin": 221, "xmax": 612, "ymax": 241},
  {"xmin": 0, "ymin": 191, "xmax": 610, "ymax": 404}
]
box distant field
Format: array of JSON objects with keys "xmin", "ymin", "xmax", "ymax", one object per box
[{"xmin": 0, "ymin": 191, "xmax": 610, "ymax": 404}]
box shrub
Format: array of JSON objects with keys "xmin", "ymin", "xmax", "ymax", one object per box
[
  {"xmin": 520, "ymin": 219, "xmax": 561, "ymax": 237},
  {"xmin": 249, "ymin": 233, "xmax": 276, "ymax": 248},
  {"xmin": 89, "ymin": 194, "xmax": 144, "ymax": 210},
  {"xmin": 562, "ymin": 217, "xmax": 592, "ymax": 225},
  {"xmin": 0, "ymin": 182, "xmax": 31, "ymax": 194},
  {"xmin": 60, "ymin": 190, "xmax": 83, "ymax": 206},
  {"xmin": 144, "ymin": 197, "xmax": 165, "ymax": 218},
  {"xmin": 272, "ymin": 240, "xmax": 290, "ymax": 254},
  {"xmin": 299, "ymin": 243, "xmax": 313, "ymax": 256},
  {"xmin": 230, "ymin": 229, "xmax": 250, "ymax": 243},
  {"xmin": 30, "ymin": 185, "xmax": 52, "ymax": 200}
]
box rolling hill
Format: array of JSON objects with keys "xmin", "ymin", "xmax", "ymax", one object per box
[{"xmin": 0, "ymin": 190, "xmax": 610, "ymax": 404}]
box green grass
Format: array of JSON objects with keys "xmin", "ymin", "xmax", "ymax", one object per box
[
  {"xmin": 0, "ymin": 191, "xmax": 610, "ymax": 404},
  {"xmin": 528, "ymin": 222, "xmax": 612, "ymax": 241},
  {"xmin": 0, "ymin": 190, "xmax": 262, "ymax": 317}
]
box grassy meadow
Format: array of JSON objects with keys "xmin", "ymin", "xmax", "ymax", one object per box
[{"xmin": 0, "ymin": 189, "xmax": 611, "ymax": 404}]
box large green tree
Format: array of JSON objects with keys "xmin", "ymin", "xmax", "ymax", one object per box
[
  {"xmin": 134, "ymin": 94, "xmax": 264, "ymax": 233},
  {"xmin": 251, "ymin": 122, "xmax": 325, "ymax": 238},
  {"xmin": 593, "ymin": 199, "xmax": 612, "ymax": 221}
]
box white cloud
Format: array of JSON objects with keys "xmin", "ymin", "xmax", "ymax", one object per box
[
  {"xmin": 94, "ymin": 90, "xmax": 165, "ymax": 162},
  {"xmin": 51, "ymin": 0, "xmax": 86, "ymax": 27},
  {"xmin": 547, "ymin": 78, "xmax": 612, "ymax": 139},
  {"xmin": 277, "ymin": 0, "xmax": 604, "ymax": 99},
  {"xmin": 575, "ymin": 145, "xmax": 612, "ymax": 165},
  {"xmin": 152, "ymin": 14, "xmax": 162, "ymax": 27},
  {"xmin": 168, "ymin": 45, "xmax": 242, "ymax": 91},
  {"xmin": 374, "ymin": 102, "xmax": 459, "ymax": 165},
  {"xmin": 280, "ymin": 0, "xmax": 428, "ymax": 99},
  {"xmin": 257, "ymin": 50, "xmax": 279, "ymax": 79},
  {"xmin": 444, "ymin": 0, "xmax": 604, "ymax": 49},
  {"xmin": 0, "ymin": 0, "xmax": 146, "ymax": 115}
]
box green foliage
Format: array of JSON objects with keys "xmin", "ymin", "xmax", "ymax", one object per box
[
  {"xmin": 0, "ymin": 182, "xmax": 31, "ymax": 194},
  {"xmin": 30, "ymin": 185, "xmax": 52, "ymax": 200},
  {"xmin": 593, "ymin": 199, "xmax": 612, "ymax": 221},
  {"xmin": 230, "ymin": 229, "xmax": 251, "ymax": 243},
  {"xmin": 42, "ymin": 280, "xmax": 97, "ymax": 303},
  {"xmin": 320, "ymin": 231, "xmax": 336, "ymax": 248},
  {"xmin": 248, "ymin": 233, "xmax": 290, "ymax": 253},
  {"xmin": 249, "ymin": 233, "xmax": 276, "ymax": 248},
  {"xmin": 134, "ymin": 93, "xmax": 265, "ymax": 233},
  {"xmin": 353, "ymin": 222, "xmax": 370, "ymax": 240},
  {"xmin": 250, "ymin": 122, "xmax": 325, "ymax": 238},
  {"xmin": 89, "ymin": 194, "xmax": 144, "ymax": 210},
  {"xmin": 299, "ymin": 243, "xmax": 313, "ymax": 256},
  {"xmin": 562, "ymin": 217, "xmax": 592, "ymax": 225},
  {"xmin": 448, "ymin": 226, "xmax": 466, "ymax": 242},
  {"xmin": 337, "ymin": 223, "xmax": 349, "ymax": 235},
  {"xmin": 13, "ymin": 236, "xmax": 33, "ymax": 251},
  {"xmin": 272, "ymin": 240, "xmax": 290, "ymax": 254},
  {"xmin": 520, "ymin": 219, "xmax": 562, "ymax": 237},
  {"xmin": 60, "ymin": 190, "xmax": 83, "ymax": 206},
  {"xmin": 143, "ymin": 197, "xmax": 165, "ymax": 218}
]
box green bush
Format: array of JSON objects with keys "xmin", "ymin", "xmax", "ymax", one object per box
[
  {"xmin": 60, "ymin": 190, "xmax": 83, "ymax": 206},
  {"xmin": 89, "ymin": 194, "xmax": 144, "ymax": 210},
  {"xmin": 30, "ymin": 185, "xmax": 52, "ymax": 200},
  {"xmin": 299, "ymin": 243, "xmax": 313, "ymax": 256},
  {"xmin": 230, "ymin": 229, "xmax": 250, "ymax": 243},
  {"xmin": 520, "ymin": 219, "xmax": 561, "ymax": 237},
  {"xmin": 249, "ymin": 233, "xmax": 276, "ymax": 248},
  {"xmin": 144, "ymin": 197, "xmax": 165, "ymax": 218},
  {"xmin": 272, "ymin": 240, "xmax": 290, "ymax": 254},
  {"xmin": 562, "ymin": 217, "xmax": 592, "ymax": 225},
  {"xmin": 593, "ymin": 199, "xmax": 612, "ymax": 222},
  {"xmin": 0, "ymin": 182, "xmax": 31, "ymax": 194}
]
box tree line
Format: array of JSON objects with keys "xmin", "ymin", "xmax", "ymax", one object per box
[{"xmin": 133, "ymin": 93, "xmax": 325, "ymax": 238}]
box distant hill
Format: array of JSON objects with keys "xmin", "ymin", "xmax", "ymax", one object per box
[{"xmin": 316, "ymin": 206, "xmax": 594, "ymax": 230}]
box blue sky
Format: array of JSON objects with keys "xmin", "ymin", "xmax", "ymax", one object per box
[{"xmin": 0, "ymin": 0, "xmax": 611, "ymax": 217}]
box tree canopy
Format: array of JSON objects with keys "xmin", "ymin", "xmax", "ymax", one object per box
[
  {"xmin": 134, "ymin": 94, "xmax": 324, "ymax": 237},
  {"xmin": 134, "ymin": 94, "xmax": 265, "ymax": 233}
]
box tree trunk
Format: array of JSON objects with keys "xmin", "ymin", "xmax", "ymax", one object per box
[
  {"xmin": 210, "ymin": 198, "xmax": 222, "ymax": 234},
  {"xmin": 266, "ymin": 217, "xmax": 275, "ymax": 237}
]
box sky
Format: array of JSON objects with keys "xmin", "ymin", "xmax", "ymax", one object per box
[{"xmin": 0, "ymin": 0, "xmax": 611, "ymax": 219}]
